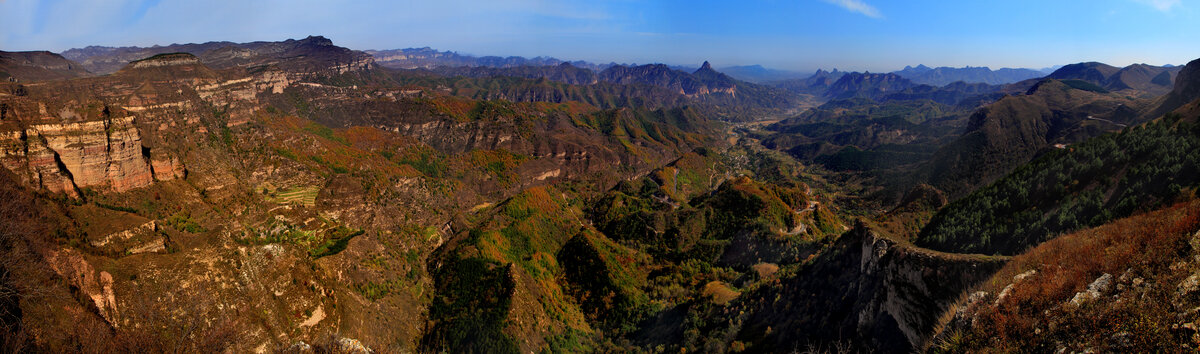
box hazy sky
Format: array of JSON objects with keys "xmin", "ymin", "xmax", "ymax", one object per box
[{"xmin": 1, "ymin": 0, "xmax": 1198, "ymax": 72}]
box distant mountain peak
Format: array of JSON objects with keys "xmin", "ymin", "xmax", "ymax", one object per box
[{"xmin": 694, "ymin": 61, "xmax": 722, "ymax": 76}]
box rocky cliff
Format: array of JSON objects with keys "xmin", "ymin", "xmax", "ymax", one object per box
[
  {"xmin": 734, "ymin": 224, "xmax": 1008, "ymax": 352},
  {"xmin": 0, "ymin": 115, "xmax": 179, "ymax": 196}
]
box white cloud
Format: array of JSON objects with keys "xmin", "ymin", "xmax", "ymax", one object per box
[
  {"xmin": 1136, "ymin": 0, "xmax": 1182, "ymax": 11},
  {"xmin": 821, "ymin": 0, "xmax": 883, "ymax": 19}
]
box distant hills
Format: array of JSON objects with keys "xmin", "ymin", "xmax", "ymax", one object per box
[
  {"xmin": 1044, "ymin": 62, "xmax": 1180, "ymax": 96},
  {"xmin": 393, "ymin": 60, "xmax": 803, "ymax": 121},
  {"xmin": 60, "ymin": 36, "xmax": 373, "ymax": 75},
  {"xmin": 356, "ymin": 46, "xmax": 1057, "ymax": 88},
  {"xmin": 365, "ymin": 47, "xmax": 612, "ymax": 72},
  {"xmin": 739, "ymin": 64, "xmax": 1050, "ymax": 87},
  {"xmin": 892, "ymin": 64, "xmax": 1045, "ymax": 86},
  {"xmin": 716, "ymin": 64, "xmax": 1052, "ymax": 86},
  {"xmin": 0, "ymin": 50, "xmax": 92, "ymax": 82}
]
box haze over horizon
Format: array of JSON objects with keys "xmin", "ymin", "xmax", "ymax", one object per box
[{"xmin": 2, "ymin": 0, "xmax": 1198, "ymax": 73}]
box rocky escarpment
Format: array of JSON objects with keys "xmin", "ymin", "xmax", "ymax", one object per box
[
  {"xmin": 128, "ymin": 53, "xmax": 201, "ymax": 69},
  {"xmin": 0, "ymin": 115, "xmax": 183, "ymax": 197},
  {"xmin": 734, "ymin": 224, "xmax": 1009, "ymax": 352}
]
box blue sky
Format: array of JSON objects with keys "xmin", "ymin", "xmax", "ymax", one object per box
[{"xmin": 1, "ymin": 0, "xmax": 1197, "ymax": 72}]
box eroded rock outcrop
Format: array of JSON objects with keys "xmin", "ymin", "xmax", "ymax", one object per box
[
  {"xmin": 0, "ymin": 115, "xmax": 182, "ymax": 196},
  {"xmin": 46, "ymin": 248, "xmax": 119, "ymax": 326}
]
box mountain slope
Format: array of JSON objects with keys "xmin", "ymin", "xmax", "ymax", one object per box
[
  {"xmin": 936, "ymin": 199, "xmax": 1200, "ymax": 352},
  {"xmin": 921, "ymin": 79, "xmax": 1149, "ymax": 199},
  {"xmin": 917, "ymin": 109, "xmax": 1200, "ymax": 255}
]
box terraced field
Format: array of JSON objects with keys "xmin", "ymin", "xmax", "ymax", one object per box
[{"xmin": 270, "ymin": 186, "xmax": 320, "ymax": 207}]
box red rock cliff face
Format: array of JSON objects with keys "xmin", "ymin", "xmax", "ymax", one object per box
[{"xmin": 0, "ymin": 115, "xmax": 178, "ymax": 196}]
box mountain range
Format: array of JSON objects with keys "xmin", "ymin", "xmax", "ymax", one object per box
[
  {"xmin": 365, "ymin": 47, "xmax": 612, "ymax": 72},
  {"xmin": 892, "ymin": 64, "xmax": 1047, "ymax": 86},
  {"xmin": 6, "ymin": 35, "xmax": 1200, "ymax": 353}
]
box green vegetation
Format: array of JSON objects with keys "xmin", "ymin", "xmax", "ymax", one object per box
[
  {"xmin": 273, "ymin": 147, "xmax": 299, "ymax": 161},
  {"xmin": 397, "ymin": 148, "xmax": 448, "ymax": 178},
  {"xmin": 165, "ymin": 211, "xmax": 205, "ymax": 233},
  {"xmin": 308, "ymin": 155, "xmax": 350, "ymax": 174},
  {"xmin": 352, "ymin": 278, "xmax": 414, "ymax": 301},
  {"xmin": 309, "ymin": 226, "xmax": 364, "ymax": 258},
  {"xmin": 470, "ymin": 149, "xmax": 527, "ymax": 186},
  {"xmin": 592, "ymin": 175, "xmax": 835, "ymax": 262},
  {"xmin": 130, "ymin": 52, "xmax": 194, "ymax": 63},
  {"xmin": 238, "ymin": 219, "xmax": 362, "ymax": 258},
  {"xmin": 918, "ymin": 114, "xmax": 1200, "ymax": 255},
  {"xmin": 557, "ymin": 231, "xmax": 651, "ymax": 334},
  {"xmin": 425, "ymin": 187, "xmax": 590, "ymax": 352},
  {"xmin": 421, "ymin": 256, "xmax": 519, "ymax": 353},
  {"xmin": 1060, "ymin": 79, "xmax": 1109, "ymax": 93},
  {"xmin": 302, "ymin": 121, "xmax": 349, "ymax": 145}
]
